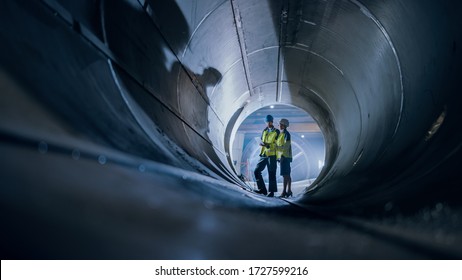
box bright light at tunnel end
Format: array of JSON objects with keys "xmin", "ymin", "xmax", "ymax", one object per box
[{"xmin": 230, "ymin": 104, "xmax": 326, "ymax": 196}]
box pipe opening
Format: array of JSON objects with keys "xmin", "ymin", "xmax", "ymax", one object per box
[{"xmin": 230, "ymin": 104, "xmax": 325, "ymax": 197}]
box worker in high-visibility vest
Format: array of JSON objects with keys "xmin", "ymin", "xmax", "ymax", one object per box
[
  {"xmin": 276, "ymin": 118, "xmax": 293, "ymax": 198},
  {"xmin": 254, "ymin": 115, "xmax": 280, "ymax": 197}
]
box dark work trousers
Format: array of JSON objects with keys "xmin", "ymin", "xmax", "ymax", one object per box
[{"xmin": 254, "ymin": 155, "xmax": 277, "ymax": 193}]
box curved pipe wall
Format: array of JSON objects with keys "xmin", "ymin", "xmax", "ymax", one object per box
[
  {"xmin": 103, "ymin": 0, "xmax": 462, "ymax": 207},
  {"xmin": 1, "ymin": 0, "xmax": 461, "ymax": 212}
]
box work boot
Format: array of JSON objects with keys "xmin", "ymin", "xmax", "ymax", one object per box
[{"xmin": 255, "ymin": 189, "xmax": 267, "ymax": 195}]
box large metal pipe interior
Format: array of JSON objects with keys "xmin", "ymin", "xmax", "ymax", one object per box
[{"xmin": 1, "ymin": 0, "xmax": 461, "ymax": 259}]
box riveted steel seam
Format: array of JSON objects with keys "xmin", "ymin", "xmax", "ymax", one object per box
[
  {"xmin": 350, "ymin": 0, "xmax": 404, "ymax": 139},
  {"xmin": 230, "ymin": 0, "xmax": 255, "ymax": 97}
]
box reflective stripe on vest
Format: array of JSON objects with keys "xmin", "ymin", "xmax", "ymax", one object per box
[
  {"xmin": 276, "ymin": 130, "xmax": 292, "ymax": 159},
  {"xmin": 260, "ymin": 128, "xmax": 279, "ymax": 156}
]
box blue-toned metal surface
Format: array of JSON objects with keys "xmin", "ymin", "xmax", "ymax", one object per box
[{"xmin": 1, "ymin": 0, "xmax": 461, "ymax": 258}]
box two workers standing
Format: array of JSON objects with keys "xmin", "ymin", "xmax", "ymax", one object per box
[{"xmin": 254, "ymin": 115, "xmax": 292, "ymax": 198}]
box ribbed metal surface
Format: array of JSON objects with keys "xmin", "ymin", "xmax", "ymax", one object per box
[{"xmin": 1, "ymin": 0, "xmax": 462, "ymax": 258}]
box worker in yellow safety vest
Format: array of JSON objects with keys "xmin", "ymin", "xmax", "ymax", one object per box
[
  {"xmin": 254, "ymin": 114, "xmax": 280, "ymax": 197},
  {"xmin": 276, "ymin": 118, "xmax": 292, "ymax": 198}
]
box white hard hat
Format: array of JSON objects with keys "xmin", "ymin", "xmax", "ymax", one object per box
[{"xmin": 279, "ymin": 118, "xmax": 289, "ymax": 127}]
